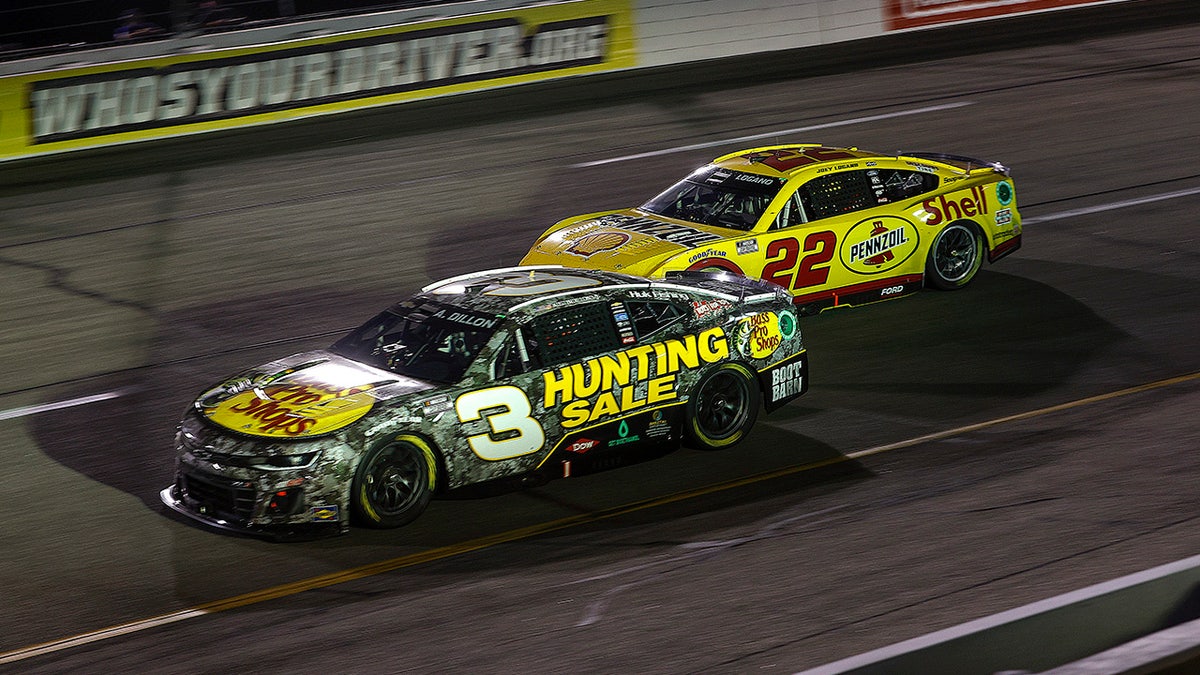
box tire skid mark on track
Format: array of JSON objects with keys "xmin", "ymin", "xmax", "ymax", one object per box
[
  {"xmin": 568, "ymin": 504, "xmax": 847, "ymax": 627},
  {"xmin": 1, "ymin": 371, "xmax": 1195, "ymax": 665}
]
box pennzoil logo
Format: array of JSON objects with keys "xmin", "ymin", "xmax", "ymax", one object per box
[
  {"xmin": 840, "ymin": 216, "xmax": 919, "ymax": 275},
  {"xmin": 567, "ymin": 231, "xmax": 630, "ymax": 257}
]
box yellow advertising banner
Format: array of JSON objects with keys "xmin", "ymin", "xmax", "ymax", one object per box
[{"xmin": 0, "ymin": 0, "xmax": 635, "ymax": 160}]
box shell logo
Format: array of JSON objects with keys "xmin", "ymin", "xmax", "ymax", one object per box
[
  {"xmin": 840, "ymin": 216, "xmax": 919, "ymax": 275},
  {"xmin": 566, "ymin": 231, "xmax": 630, "ymax": 257}
]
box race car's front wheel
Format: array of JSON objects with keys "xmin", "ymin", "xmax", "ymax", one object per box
[
  {"xmin": 352, "ymin": 435, "xmax": 437, "ymax": 529},
  {"xmin": 685, "ymin": 363, "xmax": 760, "ymax": 450},
  {"xmin": 926, "ymin": 222, "xmax": 983, "ymax": 290}
]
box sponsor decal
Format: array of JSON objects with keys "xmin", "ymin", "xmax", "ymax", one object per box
[
  {"xmin": 885, "ymin": 0, "xmax": 1100, "ymax": 31},
  {"xmin": 645, "ymin": 409, "xmax": 671, "ymax": 438},
  {"xmin": 543, "ymin": 326, "xmax": 729, "ymax": 428},
  {"xmin": 310, "ymin": 505, "xmax": 340, "ymax": 522},
  {"xmin": 598, "ymin": 214, "xmax": 722, "ymax": 248},
  {"xmin": 692, "ymin": 298, "xmax": 732, "ymax": 319},
  {"xmin": 736, "ymin": 311, "xmax": 783, "ymax": 359},
  {"xmin": 736, "ymin": 239, "xmax": 759, "ymax": 255},
  {"xmin": 201, "ymin": 372, "xmax": 378, "ymax": 438},
  {"xmin": 905, "ymin": 161, "xmax": 937, "ymax": 173},
  {"xmin": 919, "ymin": 185, "xmax": 989, "ymax": 227},
  {"xmin": 880, "ymin": 285, "xmax": 905, "ymax": 296},
  {"xmin": 996, "ymin": 181, "xmax": 1014, "ymax": 206},
  {"xmin": 777, "ymin": 309, "xmax": 797, "ymax": 340},
  {"xmin": 566, "ymin": 437, "xmax": 600, "ymax": 454},
  {"xmin": 29, "ymin": 12, "xmax": 620, "ymax": 145},
  {"xmin": 770, "ymin": 359, "xmax": 805, "ymax": 403},
  {"xmin": 840, "ymin": 216, "xmax": 920, "ymax": 274},
  {"xmin": 422, "ymin": 395, "xmax": 452, "ymax": 414},
  {"xmin": 995, "ymin": 208, "xmax": 1013, "ymax": 227},
  {"xmin": 567, "ymin": 231, "xmax": 630, "ymax": 257},
  {"xmin": 607, "ymin": 419, "xmax": 641, "ymax": 447},
  {"xmin": 687, "ymin": 248, "xmax": 727, "ymax": 264}
]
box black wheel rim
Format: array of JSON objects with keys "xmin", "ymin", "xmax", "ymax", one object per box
[
  {"xmin": 933, "ymin": 225, "xmax": 978, "ymax": 282},
  {"xmin": 363, "ymin": 443, "xmax": 424, "ymax": 516},
  {"xmin": 697, "ymin": 371, "xmax": 750, "ymax": 440}
]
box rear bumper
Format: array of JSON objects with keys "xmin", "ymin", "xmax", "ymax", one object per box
[{"xmin": 989, "ymin": 233, "xmax": 1021, "ymax": 263}]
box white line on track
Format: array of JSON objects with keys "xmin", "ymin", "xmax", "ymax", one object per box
[
  {"xmin": 0, "ymin": 391, "xmax": 123, "ymax": 421},
  {"xmin": 0, "ymin": 372, "xmax": 1193, "ymax": 665},
  {"xmin": 2, "ymin": 186, "xmax": 1199, "ymax": 424},
  {"xmin": 0, "ymin": 610, "xmax": 210, "ymax": 664},
  {"xmin": 568, "ymin": 102, "xmax": 976, "ymax": 168},
  {"xmin": 1021, "ymin": 186, "xmax": 1200, "ymax": 224}
]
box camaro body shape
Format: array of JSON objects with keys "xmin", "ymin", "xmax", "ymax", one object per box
[
  {"xmin": 162, "ymin": 267, "xmax": 808, "ymax": 537},
  {"xmin": 521, "ymin": 144, "xmax": 1022, "ymax": 313}
]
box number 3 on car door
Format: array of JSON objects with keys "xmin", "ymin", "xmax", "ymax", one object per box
[{"xmin": 455, "ymin": 386, "xmax": 546, "ymax": 460}]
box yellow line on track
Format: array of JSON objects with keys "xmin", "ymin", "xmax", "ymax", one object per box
[{"xmin": 3, "ymin": 370, "xmax": 1197, "ymax": 664}]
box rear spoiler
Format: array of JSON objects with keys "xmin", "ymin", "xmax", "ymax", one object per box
[{"xmin": 900, "ymin": 151, "xmax": 1010, "ymax": 176}]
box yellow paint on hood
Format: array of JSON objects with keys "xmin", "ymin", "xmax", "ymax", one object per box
[
  {"xmin": 520, "ymin": 210, "xmax": 730, "ymax": 276},
  {"xmin": 200, "ymin": 359, "xmax": 385, "ymax": 438}
]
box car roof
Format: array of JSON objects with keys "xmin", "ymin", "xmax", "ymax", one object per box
[
  {"xmin": 707, "ymin": 144, "xmax": 1008, "ymax": 180},
  {"xmin": 416, "ymin": 266, "xmax": 780, "ymax": 319},
  {"xmin": 707, "ymin": 144, "xmax": 892, "ymax": 179}
]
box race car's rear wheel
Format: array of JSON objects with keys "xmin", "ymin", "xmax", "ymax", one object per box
[
  {"xmin": 352, "ymin": 435, "xmax": 437, "ymax": 529},
  {"xmin": 685, "ymin": 363, "xmax": 760, "ymax": 450},
  {"xmin": 926, "ymin": 222, "xmax": 983, "ymax": 290}
]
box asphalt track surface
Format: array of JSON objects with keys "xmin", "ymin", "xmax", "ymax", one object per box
[{"xmin": 1, "ymin": 11, "xmax": 1199, "ymax": 675}]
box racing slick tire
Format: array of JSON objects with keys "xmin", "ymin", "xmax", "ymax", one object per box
[
  {"xmin": 925, "ymin": 221, "xmax": 984, "ymax": 290},
  {"xmin": 352, "ymin": 434, "xmax": 437, "ymax": 528},
  {"xmin": 684, "ymin": 362, "xmax": 760, "ymax": 450}
]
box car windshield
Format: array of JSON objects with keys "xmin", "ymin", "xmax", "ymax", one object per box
[
  {"xmin": 640, "ymin": 166, "xmax": 784, "ymax": 231},
  {"xmin": 329, "ymin": 301, "xmax": 502, "ymax": 384}
]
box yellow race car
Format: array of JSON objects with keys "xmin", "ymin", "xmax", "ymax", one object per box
[{"xmin": 521, "ymin": 144, "xmax": 1021, "ymax": 314}]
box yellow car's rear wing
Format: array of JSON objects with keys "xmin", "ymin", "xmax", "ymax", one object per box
[{"xmin": 900, "ymin": 151, "xmax": 1010, "ymax": 176}]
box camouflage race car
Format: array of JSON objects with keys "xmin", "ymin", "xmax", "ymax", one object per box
[
  {"xmin": 161, "ymin": 267, "xmax": 808, "ymax": 538},
  {"xmin": 521, "ymin": 144, "xmax": 1021, "ymax": 314}
]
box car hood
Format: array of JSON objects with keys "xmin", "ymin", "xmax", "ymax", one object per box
[
  {"xmin": 195, "ymin": 351, "xmax": 434, "ymax": 439},
  {"xmin": 522, "ymin": 210, "xmax": 731, "ymax": 276}
]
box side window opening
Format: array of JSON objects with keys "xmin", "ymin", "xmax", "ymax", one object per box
[
  {"xmin": 796, "ymin": 171, "xmax": 875, "ymax": 220},
  {"xmin": 529, "ymin": 303, "xmax": 621, "ymax": 368},
  {"xmin": 868, "ymin": 169, "xmax": 939, "ymax": 204},
  {"xmin": 624, "ymin": 300, "xmax": 687, "ymax": 341},
  {"xmin": 772, "ymin": 192, "xmax": 808, "ymax": 230},
  {"xmin": 491, "ymin": 330, "xmax": 532, "ymax": 379}
]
